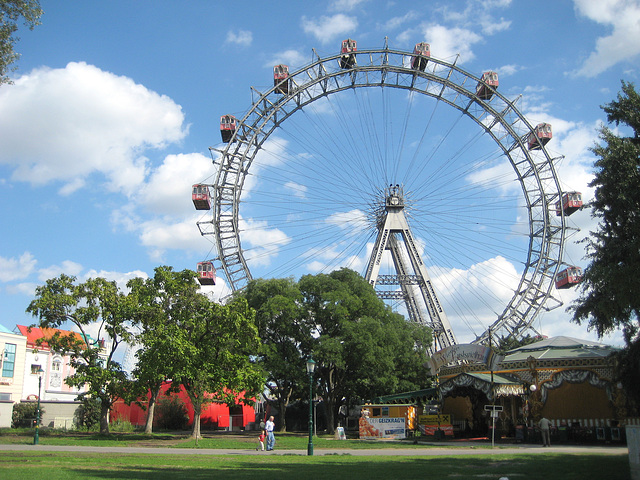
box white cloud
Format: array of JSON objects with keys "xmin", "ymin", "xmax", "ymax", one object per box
[
  {"xmin": 0, "ymin": 62, "xmax": 187, "ymax": 196},
  {"xmin": 329, "ymin": 0, "xmax": 369, "ymax": 11},
  {"xmin": 301, "ymin": 14, "xmax": 358, "ymax": 44},
  {"xmin": 137, "ymin": 152, "xmax": 213, "ymax": 216},
  {"xmin": 225, "ymin": 29, "xmax": 253, "ymax": 46},
  {"xmin": 38, "ymin": 260, "xmax": 84, "ymax": 281},
  {"xmin": 419, "ymin": 24, "xmax": 482, "ymax": 62},
  {"xmin": 264, "ymin": 49, "xmax": 308, "ymax": 69},
  {"xmin": 82, "ymin": 269, "xmax": 148, "ymax": 292},
  {"xmin": 0, "ymin": 252, "xmax": 37, "ymax": 282},
  {"xmin": 284, "ymin": 181, "xmax": 308, "ymax": 199},
  {"xmin": 573, "ymin": 0, "xmax": 640, "ymax": 76}
]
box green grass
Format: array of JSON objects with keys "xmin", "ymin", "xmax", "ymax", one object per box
[
  {"xmin": 0, "ymin": 430, "xmax": 474, "ymax": 450},
  {"xmin": 0, "ymin": 451, "xmax": 630, "ymax": 480}
]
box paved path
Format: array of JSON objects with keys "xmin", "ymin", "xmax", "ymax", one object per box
[{"xmin": 0, "ymin": 443, "xmax": 628, "ymax": 456}]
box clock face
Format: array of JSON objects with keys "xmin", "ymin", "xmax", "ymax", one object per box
[{"xmin": 390, "ymin": 196, "xmax": 399, "ymax": 205}]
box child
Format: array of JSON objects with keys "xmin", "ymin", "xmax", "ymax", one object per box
[{"xmin": 257, "ymin": 430, "xmax": 266, "ymax": 451}]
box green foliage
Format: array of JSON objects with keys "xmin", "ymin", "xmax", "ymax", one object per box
[
  {"xmin": 109, "ymin": 418, "xmax": 135, "ymax": 433},
  {"xmin": 241, "ymin": 277, "xmax": 308, "ymax": 430},
  {"xmin": 571, "ymin": 81, "xmax": 640, "ymax": 339},
  {"xmin": 26, "ymin": 274, "xmax": 135, "ymax": 434},
  {"xmin": 301, "ymin": 268, "xmax": 432, "ymax": 432},
  {"xmin": 570, "ymin": 81, "xmax": 640, "ymax": 405},
  {"xmin": 74, "ymin": 398, "xmax": 101, "ymax": 431},
  {"xmin": 11, "ymin": 402, "xmax": 43, "ymax": 428},
  {"xmin": 0, "ymin": 0, "xmax": 43, "ymax": 84},
  {"xmin": 155, "ymin": 394, "xmax": 189, "ymax": 430}
]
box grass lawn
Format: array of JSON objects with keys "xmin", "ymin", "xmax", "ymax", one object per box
[
  {"xmin": 0, "ymin": 450, "xmax": 631, "ymax": 480},
  {"xmin": 0, "ymin": 430, "xmax": 474, "ymax": 450}
]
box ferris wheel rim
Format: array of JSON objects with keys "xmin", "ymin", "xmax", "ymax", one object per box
[{"xmin": 203, "ymin": 43, "xmax": 567, "ymax": 345}]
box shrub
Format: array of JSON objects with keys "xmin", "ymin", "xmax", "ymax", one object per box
[
  {"xmin": 12, "ymin": 402, "xmax": 44, "ymax": 428},
  {"xmin": 74, "ymin": 398, "xmax": 101, "ymax": 431},
  {"xmin": 155, "ymin": 394, "xmax": 189, "ymax": 430},
  {"xmin": 110, "ymin": 417, "xmax": 135, "ymax": 433}
]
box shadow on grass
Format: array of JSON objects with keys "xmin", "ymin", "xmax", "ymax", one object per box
[{"xmin": 3, "ymin": 454, "xmax": 629, "ymax": 480}]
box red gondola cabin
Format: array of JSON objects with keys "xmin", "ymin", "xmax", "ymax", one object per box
[
  {"xmin": 411, "ymin": 42, "xmax": 430, "ymax": 71},
  {"xmin": 273, "ymin": 64, "xmax": 289, "ymax": 94},
  {"xmin": 192, "ymin": 184, "xmax": 211, "ymax": 210},
  {"xmin": 555, "ymin": 192, "xmax": 582, "ymax": 216},
  {"xmin": 197, "ymin": 261, "xmax": 216, "ymax": 286},
  {"xmin": 220, "ymin": 115, "xmax": 237, "ymax": 143},
  {"xmin": 476, "ymin": 71, "xmax": 499, "ymax": 100},
  {"xmin": 555, "ymin": 266, "xmax": 582, "ymax": 289},
  {"xmin": 339, "ymin": 38, "xmax": 357, "ymax": 69},
  {"xmin": 528, "ymin": 123, "xmax": 552, "ymax": 150}
]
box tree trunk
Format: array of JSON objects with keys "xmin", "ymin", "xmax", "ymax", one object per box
[
  {"xmin": 278, "ymin": 398, "xmax": 288, "ymax": 432},
  {"xmin": 144, "ymin": 387, "xmax": 160, "ymax": 434},
  {"xmin": 191, "ymin": 403, "xmax": 202, "ymax": 439},
  {"xmin": 99, "ymin": 399, "xmax": 110, "ymax": 435}
]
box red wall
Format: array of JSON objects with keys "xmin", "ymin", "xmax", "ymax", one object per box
[{"xmin": 111, "ymin": 383, "xmax": 256, "ymax": 429}]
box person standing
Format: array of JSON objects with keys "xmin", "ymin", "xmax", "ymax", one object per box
[
  {"xmin": 539, "ymin": 416, "xmax": 551, "ymax": 447},
  {"xmin": 265, "ymin": 415, "xmax": 276, "ymax": 451}
]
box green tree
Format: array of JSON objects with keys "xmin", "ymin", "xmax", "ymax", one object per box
[
  {"xmin": 167, "ymin": 292, "xmax": 265, "ymax": 439},
  {"xmin": 1, "ymin": 0, "xmax": 43, "ymax": 85},
  {"xmin": 127, "ymin": 266, "xmax": 198, "ymax": 434},
  {"xmin": 570, "ymin": 81, "xmax": 640, "ymax": 403},
  {"xmin": 299, "ymin": 268, "xmax": 432, "ymax": 433},
  {"xmin": 240, "ymin": 277, "xmax": 308, "ymax": 431},
  {"xmin": 26, "ymin": 274, "xmax": 134, "ymax": 434}
]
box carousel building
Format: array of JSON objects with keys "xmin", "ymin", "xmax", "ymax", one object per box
[{"xmin": 438, "ymin": 336, "xmax": 634, "ymax": 438}]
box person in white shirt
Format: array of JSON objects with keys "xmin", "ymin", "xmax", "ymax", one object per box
[
  {"xmin": 539, "ymin": 417, "xmax": 551, "ymax": 447},
  {"xmin": 265, "ymin": 416, "xmax": 276, "ymax": 451}
]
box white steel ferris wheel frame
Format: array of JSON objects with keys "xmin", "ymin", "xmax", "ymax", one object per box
[{"xmin": 198, "ymin": 40, "xmax": 568, "ymax": 346}]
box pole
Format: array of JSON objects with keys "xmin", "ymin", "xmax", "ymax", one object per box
[
  {"xmin": 307, "ymin": 370, "xmax": 314, "ymax": 456},
  {"xmin": 33, "ymin": 375, "xmax": 41, "ymax": 445},
  {"xmin": 489, "ymin": 327, "xmax": 495, "ymax": 448}
]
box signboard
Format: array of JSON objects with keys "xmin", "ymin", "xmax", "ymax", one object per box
[
  {"xmin": 428, "ymin": 344, "xmax": 503, "ymax": 374},
  {"xmin": 336, "ymin": 426, "xmax": 346, "ymax": 440},
  {"xmin": 359, "ymin": 416, "xmax": 406, "ymax": 440},
  {"xmin": 418, "ymin": 414, "xmax": 454, "ymax": 437}
]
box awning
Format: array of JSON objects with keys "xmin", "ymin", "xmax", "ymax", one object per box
[
  {"xmin": 439, "ymin": 372, "xmax": 525, "ymax": 401},
  {"xmin": 373, "ymin": 387, "xmax": 438, "ymax": 404}
]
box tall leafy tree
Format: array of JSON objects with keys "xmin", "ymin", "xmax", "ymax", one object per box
[
  {"xmin": 26, "ymin": 274, "xmax": 134, "ymax": 434},
  {"xmin": 127, "ymin": 266, "xmax": 198, "ymax": 434},
  {"xmin": 299, "ymin": 268, "xmax": 432, "ymax": 433},
  {"xmin": 570, "ymin": 81, "xmax": 640, "ymax": 402},
  {"xmin": 1, "ymin": 0, "xmax": 43, "ymax": 85},
  {"xmin": 240, "ymin": 277, "xmax": 308, "ymax": 431},
  {"xmin": 168, "ymin": 293, "xmax": 265, "ymax": 439}
]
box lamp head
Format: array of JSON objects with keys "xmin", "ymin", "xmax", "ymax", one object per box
[{"xmin": 306, "ymin": 357, "xmax": 316, "ymax": 374}]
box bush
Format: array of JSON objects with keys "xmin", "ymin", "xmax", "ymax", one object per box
[
  {"xmin": 155, "ymin": 394, "xmax": 189, "ymax": 430},
  {"xmin": 110, "ymin": 417, "xmax": 135, "ymax": 433},
  {"xmin": 74, "ymin": 398, "xmax": 101, "ymax": 431},
  {"xmin": 12, "ymin": 402, "xmax": 44, "ymax": 428}
]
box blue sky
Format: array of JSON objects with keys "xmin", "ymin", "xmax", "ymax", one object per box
[{"xmin": 1, "ymin": 0, "xmax": 639, "ymax": 348}]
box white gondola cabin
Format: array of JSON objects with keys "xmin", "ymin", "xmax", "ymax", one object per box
[
  {"xmin": 197, "ymin": 261, "xmax": 216, "ymax": 286},
  {"xmin": 339, "ymin": 38, "xmax": 357, "ymax": 69},
  {"xmin": 476, "ymin": 71, "xmax": 499, "ymax": 100},
  {"xmin": 411, "ymin": 42, "xmax": 430, "ymax": 71},
  {"xmin": 220, "ymin": 115, "xmax": 237, "ymax": 143},
  {"xmin": 192, "ymin": 184, "xmax": 211, "ymax": 210},
  {"xmin": 555, "ymin": 192, "xmax": 583, "ymax": 216},
  {"xmin": 273, "ymin": 64, "xmax": 289, "ymax": 94},
  {"xmin": 555, "ymin": 266, "xmax": 582, "ymax": 289},
  {"xmin": 528, "ymin": 123, "xmax": 553, "ymax": 150}
]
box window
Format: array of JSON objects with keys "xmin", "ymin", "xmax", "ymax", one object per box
[
  {"xmin": 2, "ymin": 344, "xmax": 16, "ymax": 378},
  {"xmin": 52, "ymin": 361, "xmax": 61, "ymax": 372},
  {"xmin": 31, "ymin": 364, "xmax": 42, "ymax": 374}
]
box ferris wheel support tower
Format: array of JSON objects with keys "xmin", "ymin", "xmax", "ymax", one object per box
[{"xmin": 365, "ymin": 185, "xmax": 457, "ymax": 351}]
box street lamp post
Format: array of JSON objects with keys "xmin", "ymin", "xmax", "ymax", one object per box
[
  {"xmin": 33, "ymin": 366, "xmax": 44, "ymax": 445},
  {"xmin": 306, "ymin": 357, "xmax": 316, "ymax": 456}
]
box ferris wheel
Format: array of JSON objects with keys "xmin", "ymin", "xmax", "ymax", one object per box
[{"xmin": 195, "ymin": 38, "xmax": 580, "ymax": 348}]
